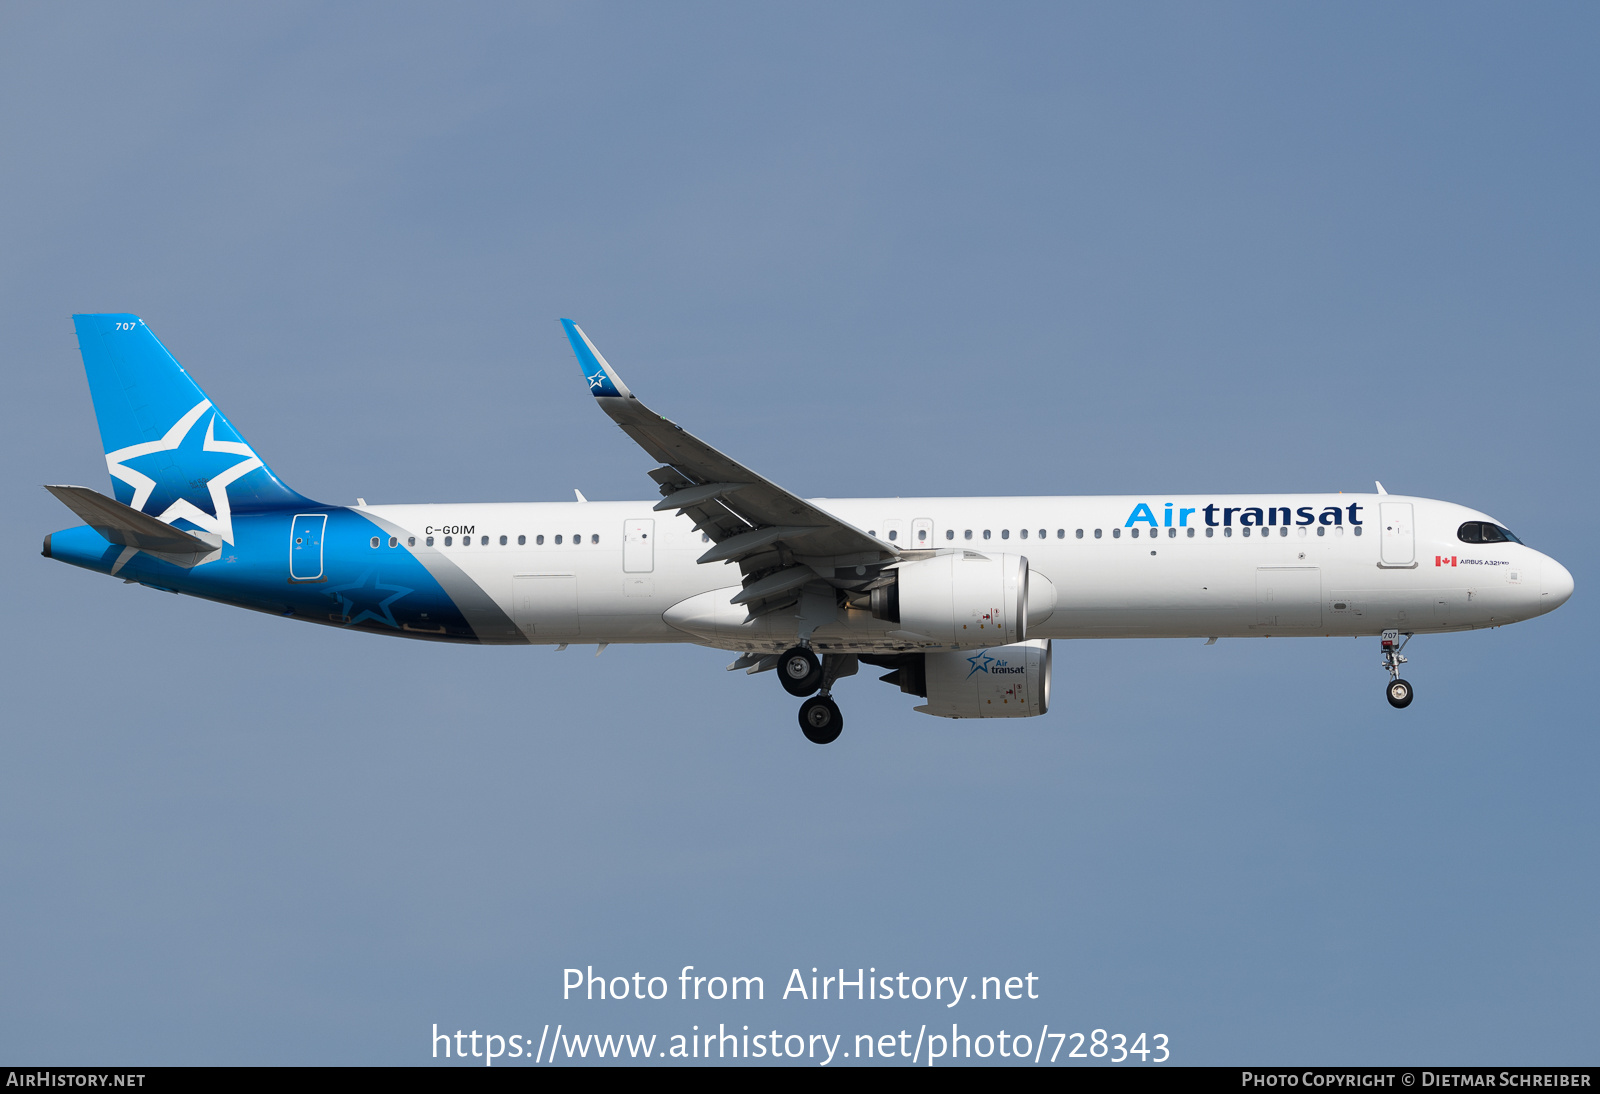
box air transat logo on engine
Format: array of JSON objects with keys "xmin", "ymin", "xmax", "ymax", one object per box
[{"xmin": 965, "ymin": 650, "xmax": 1025, "ymax": 678}]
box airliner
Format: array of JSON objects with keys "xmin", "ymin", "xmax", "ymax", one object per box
[{"xmin": 43, "ymin": 315, "xmax": 1574, "ymax": 743}]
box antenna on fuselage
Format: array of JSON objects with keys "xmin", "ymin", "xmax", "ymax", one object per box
[{"xmin": 1375, "ymin": 481, "xmax": 1388, "ymax": 495}]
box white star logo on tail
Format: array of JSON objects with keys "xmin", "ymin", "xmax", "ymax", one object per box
[{"xmin": 103, "ymin": 399, "xmax": 261, "ymax": 545}]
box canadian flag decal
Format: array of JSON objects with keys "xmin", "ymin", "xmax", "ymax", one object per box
[{"xmin": 1435, "ymin": 555, "xmax": 1457, "ymax": 567}]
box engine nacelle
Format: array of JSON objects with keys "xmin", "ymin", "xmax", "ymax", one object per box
[
  {"xmin": 907, "ymin": 639, "xmax": 1051, "ymax": 719},
  {"xmin": 870, "ymin": 551, "xmax": 1032, "ymax": 648}
]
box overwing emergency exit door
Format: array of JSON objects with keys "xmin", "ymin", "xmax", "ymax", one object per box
[{"xmin": 623, "ymin": 519, "xmax": 654, "ymax": 572}]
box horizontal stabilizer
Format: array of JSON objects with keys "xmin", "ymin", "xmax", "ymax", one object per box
[{"xmin": 44, "ymin": 485, "xmax": 218, "ymax": 554}]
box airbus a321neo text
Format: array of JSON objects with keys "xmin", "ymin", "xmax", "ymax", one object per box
[{"xmin": 43, "ymin": 316, "xmax": 1574, "ymax": 743}]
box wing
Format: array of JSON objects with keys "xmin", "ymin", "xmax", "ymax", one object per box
[{"xmin": 561, "ymin": 320, "xmax": 902, "ymax": 620}]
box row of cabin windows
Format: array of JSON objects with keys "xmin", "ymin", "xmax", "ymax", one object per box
[
  {"xmin": 854, "ymin": 525, "xmax": 1368, "ymax": 543},
  {"xmin": 370, "ymin": 534, "xmax": 602, "ymax": 548},
  {"xmin": 1077, "ymin": 525, "xmax": 1361, "ymax": 539},
  {"xmin": 866, "ymin": 528, "xmax": 1068, "ymax": 541},
  {"xmin": 370, "ymin": 524, "xmax": 1364, "ymax": 550}
]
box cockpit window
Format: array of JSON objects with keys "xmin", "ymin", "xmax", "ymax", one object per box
[{"xmin": 1458, "ymin": 521, "xmax": 1522, "ymax": 545}]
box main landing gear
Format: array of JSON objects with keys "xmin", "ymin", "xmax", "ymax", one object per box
[
  {"xmin": 799, "ymin": 695, "xmax": 843, "ymax": 745},
  {"xmin": 1381, "ymin": 630, "xmax": 1414, "ymax": 709},
  {"xmin": 779, "ymin": 646, "xmax": 853, "ymax": 744}
]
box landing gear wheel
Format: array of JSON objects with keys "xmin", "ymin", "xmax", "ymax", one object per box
[
  {"xmin": 799, "ymin": 695, "xmax": 843, "ymax": 744},
  {"xmin": 779, "ymin": 646, "xmax": 823, "ymax": 697},
  {"xmin": 1386, "ymin": 679, "xmax": 1414, "ymax": 709}
]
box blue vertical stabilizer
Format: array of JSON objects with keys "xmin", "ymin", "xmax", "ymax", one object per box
[{"xmin": 71, "ymin": 314, "xmax": 316, "ymax": 543}]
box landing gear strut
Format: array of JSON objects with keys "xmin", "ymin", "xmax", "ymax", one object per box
[{"xmin": 1381, "ymin": 630, "xmax": 1414, "ymax": 709}]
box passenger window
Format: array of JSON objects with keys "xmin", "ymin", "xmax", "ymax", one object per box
[
  {"xmin": 1353, "ymin": 526, "xmax": 1363, "ymax": 536},
  {"xmin": 1040, "ymin": 529, "xmax": 1048, "ymax": 540},
  {"xmin": 1131, "ymin": 527, "xmax": 1140, "ymax": 539},
  {"xmin": 463, "ymin": 536, "xmax": 470, "ymax": 547},
  {"xmin": 555, "ymin": 535, "xmax": 562, "ymax": 545},
  {"xmin": 1094, "ymin": 529, "xmax": 1102, "ymax": 539},
  {"xmin": 868, "ymin": 530, "xmax": 876, "ymax": 537},
  {"xmin": 983, "ymin": 530, "xmax": 991, "ymax": 540},
  {"xmin": 1187, "ymin": 528, "xmax": 1195, "ymax": 538},
  {"xmin": 572, "ymin": 533, "xmax": 579, "ymax": 543},
  {"xmin": 964, "ymin": 530, "xmax": 973, "ymax": 540},
  {"xmin": 1019, "ymin": 528, "xmax": 1028, "ymax": 539},
  {"xmin": 945, "ymin": 529, "xmax": 954, "ymax": 540},
  {"xmin": 1113, "ymin": 528, "xmax": 1121, "ymax": 539},
  {"xmin": 517, "ymin": 535, "xmax": 525, "ymax": 545},
  {"xmin": 407, "ymin": 537, "xmax": 415, "ymax": 546},
  {"xmin": 917, "ymin": 529, "xmax": 927, "ymax": 543},
  {"xmin": 499, "ymin": 535, "xmax": 507, "ymax": 545},
  {"xmin": 888, "ymin": 530, "xmax": 897, "ymax": 541},
  {"xmin": 1224, "ymin": 527, "xmax": 1232, "ymax": 537},
  {"xmin": 592, "ymin": 534, "xmax": 599, "ymax": 544},
  {"xmin": 702, "ymin": 533, "xmax": 710, "ymax": 543},
  {"xmin": 445, "ymin": 536, "xmax": 453, "ymax": 546},
  {"xmin": 1205, "ymin": 528, "xmax": 1213, "ymax": 538},
  {"xmin": 1242, "ymin": 527, "xmax": 1250, "ymax": 537},
  {"xmin": 426, "ymin": 536, "xmax": 434, "ymax": 546},
  {"xmin": 1317, "ymin": 526, "xmax": 1325, "ymax": 537},
  {"xmin": 1168, "ymin": 528, "xmax": 1176, "ymax": 538},
  {"xmin": 389, "ymin": 536, "xmax": 398, "ymax": 548},
  {"xmin": 482, "ymin": 535, "xmax": 489, "ymax": 546},
  {"xmin": 370, "ymin": 537, "xmax": 380, "ymax": 548},
  {"xmin": 1001, "ymin": 529, "xmax": 1010, "ymax": 540},
  {"xmin": 1075, "ymin": 529, "xmax": 1083, "ymax": 539},
  {"xmin": 1279, "ymin": 527, "xmax": 1287, "ymax": 537},
  {"xmin": 536, "ymin": 535, "xmax": 544, "ymax": 545}
]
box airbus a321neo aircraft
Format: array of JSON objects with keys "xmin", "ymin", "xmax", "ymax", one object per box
[{"xmin": 44, "ymin": 315, "xmax": 1574, "ymax": 743}]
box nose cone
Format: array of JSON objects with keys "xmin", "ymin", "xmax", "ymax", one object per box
[{"xmin": 1541, "ymin": 556, "xmax": 1574, "ymax": 614}]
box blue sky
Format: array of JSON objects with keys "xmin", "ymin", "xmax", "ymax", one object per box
[{"xmin": 3, "ymin": 2, "xmax": 1595, "ymax": 1064}]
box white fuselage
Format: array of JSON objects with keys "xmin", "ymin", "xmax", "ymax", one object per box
[{"xmin": 359, "ymin": 492, "xmax": 1567, "ymax": 652}]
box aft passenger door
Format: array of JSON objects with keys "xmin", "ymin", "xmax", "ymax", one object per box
[
  {"xmin": 1379, "ymin": 502, "xmax": 1415, "ymax": 567},
  {"xmin": 289, "ymin": 514, "xmax": 326, "ymax": 581}
]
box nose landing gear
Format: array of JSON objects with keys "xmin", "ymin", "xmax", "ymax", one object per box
[{"xmin": 1381, "ymin": 630, "xmax": 1414, "ymax": 708}]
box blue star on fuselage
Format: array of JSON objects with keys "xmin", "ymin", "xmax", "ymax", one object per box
[
  {"xmin": 328, "ymin": 570, "xmax": 412, "ymax": 629},
  {"xmin": 965, "ymin": 650, "xmax": 995, "ymax": 678}
]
